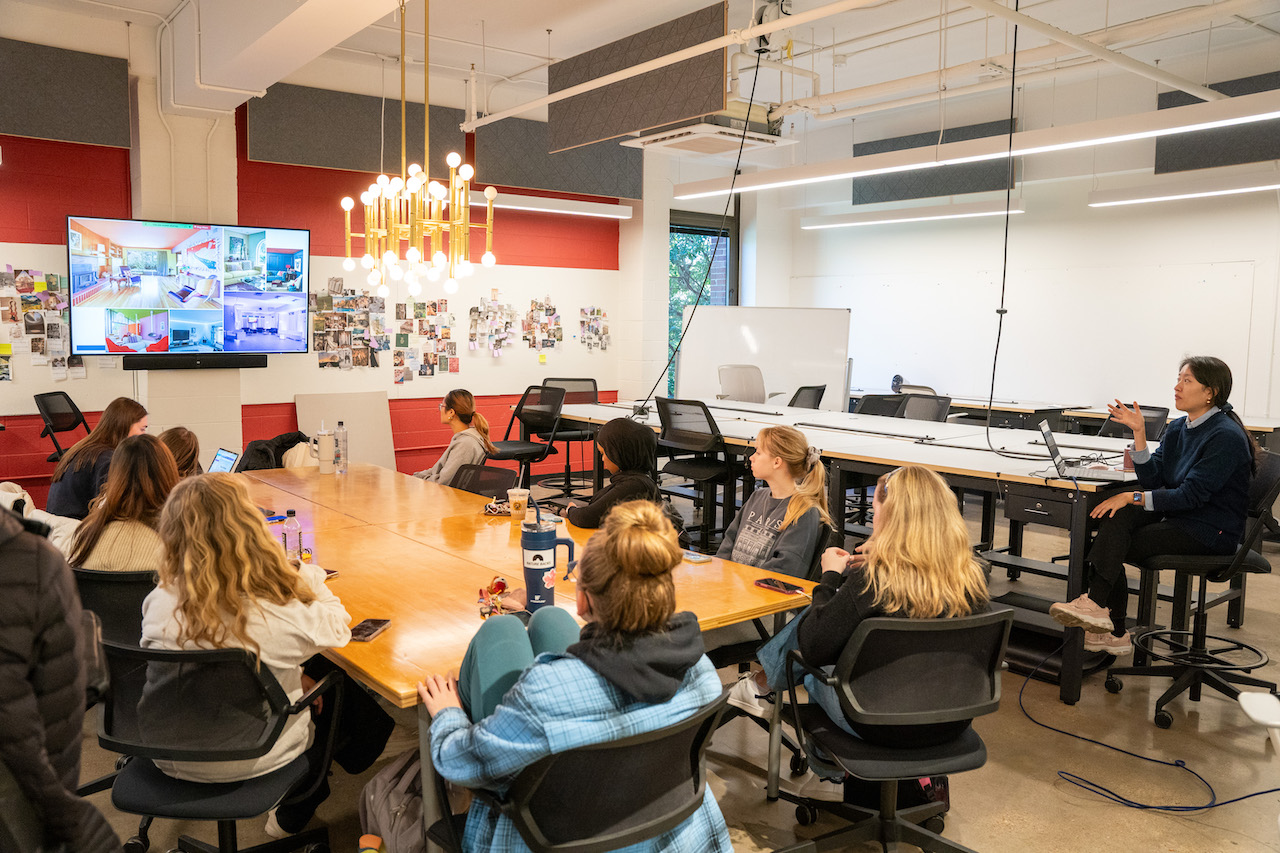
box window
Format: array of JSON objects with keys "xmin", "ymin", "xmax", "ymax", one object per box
[{"xmin": 668, "ymin": 210, "xmax": 738, "ymax": 395}]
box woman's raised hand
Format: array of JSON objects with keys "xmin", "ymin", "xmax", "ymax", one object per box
[{"xmin": 1107, "ymin": 399, "xmax": 1147, "ymax": 441}]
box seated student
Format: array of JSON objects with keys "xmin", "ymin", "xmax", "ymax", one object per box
[
  {"xmin": 716, "ymin": 425, "xmax": 830, "ymax": 577},
  {"xmin": 419, "ymin": 500, "xmax": 732, "ymax": 853},
  {"xmin": 564, "ymin": 417, "xmax": 659, "ymax": 528},
  {"xmin": 414, "ymin": 390, "xmax": 497, "ymax": 485},
  {"xmin": 141, "ymin": 473, "xmax": 354, "ymax": 835},
  {"xmin": 69, "ymin": 434, "xmax": 179, "ymax": 575},
  {"xmin": 0, "ymin": 509, "xmax": 120, "ymax": 852},
  {"xmin": 159, "ymin": 426, "xmax": 203, "ymax": 477},
  {"xmin": 730, "ymin": 465, "xmax": 990, "ymax": 750},
  {"xmin": 46, "ymin": 396, "xmax": 148, "ymax": 520}
]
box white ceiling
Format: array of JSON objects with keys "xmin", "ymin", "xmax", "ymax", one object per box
[{"xmin": 16, "ymin": 0, "xmax": 1280, "ymax": 148}]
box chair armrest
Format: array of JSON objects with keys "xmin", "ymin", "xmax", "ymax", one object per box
[
  {"xmin": 287, "ymin": 669, "xmax": 343, "ymax": 715},
  {"xmin": 767, "ymin": 392, "xmax": 786, "ymax": 401}
]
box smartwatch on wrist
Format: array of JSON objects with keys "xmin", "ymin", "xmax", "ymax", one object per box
[{"xmin": 1132, "ymin": 491, "xmax": 1143, "ymax": 505}]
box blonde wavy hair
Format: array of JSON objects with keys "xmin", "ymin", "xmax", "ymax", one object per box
[
  {"xmin": 577, "ymin": 500, "xmax": 681, "ymax": 636},
  {"xmin": 157, "ymin": 473, "xmax": 315, "ymax": 657},
  {"xmin": 860, "ymin": 465, "xmax": 989, "ymax": 618},
  {"xmin": 757, "ymin": 426, "xmax": 834, "ymax": 531}
]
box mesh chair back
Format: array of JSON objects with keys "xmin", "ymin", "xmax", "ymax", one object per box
[
  {"xmin": 98, "ymin": 642, "xmax": 289, "ymax": 762},
  {"xmin": 1098, "ymin": 405, "xmax": 1170, "ymax": 441},
  {"xmin": 898, "ymin": 394, "xmax": 952, "ymax": 422},
  {"xmin": 853, "ymin": 395, "xmax": 906, "ymax": 418},
  {"xmin": 451, "ymin": 464, "xmax": 518, "ymax": 496},
  {"xmin": 72, "ymin": 568, "xmax": 156, "ymax": 646},
  {"xmin": 655, "ymin": 398, "xmax": 724, "ymax": 454},
  {"xmin": 542, "ymin": 378, "xmax": 599, "ymax": 405},
  {"xmin": 717, "ymin": 365, "xmax": 767, "ymax": 404},
  {"xmin": 832, "ymin": 610, "xmax": 1013, "ymax": 727},
  {"xmin": 34, "ymin": 392, "xmax": 88, "ymax": 433},
  {"xmin": 498, "ymin": 694, "xmax": 729, "ymax": 852},
  {"xmin": 506, "ymin": 385, "xmax": 566, "ymax": 439},
  {"xmin": 788, "ymin": 385, "xmax": 826, "ymax": 410}
]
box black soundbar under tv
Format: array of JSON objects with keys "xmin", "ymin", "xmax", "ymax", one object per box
[{"xmin": 122, "ymin": 354, "xmax": 268, "ymax": 370}]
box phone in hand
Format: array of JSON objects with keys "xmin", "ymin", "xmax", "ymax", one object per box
[
  {"xmin": 754, "ymin": 577, "xmax": 804, "ymax": 595},
  {"xmin": 350, "ymin": 618, "xmax": 391, "ymax": 642}
]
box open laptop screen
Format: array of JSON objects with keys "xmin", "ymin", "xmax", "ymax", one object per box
[{"xmin": 1038, "ymin": 421, "xmax": 1067, "ymax": 474}]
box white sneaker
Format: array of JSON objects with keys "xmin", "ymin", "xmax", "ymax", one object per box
[
  {"xmin": 1084, "ymin": 631, "xmax": 1133, "ymax": 656},
  {"xmin": 264, "ymin": 809, "xmax": 289, "ymax": 840},
  {"xmin": 1049, "ymin": 594, "xmax": 1115, "ymax": 633},
  {"xmin": 726, "ymin": 674, "xmax": 773, "ymax": 719}
]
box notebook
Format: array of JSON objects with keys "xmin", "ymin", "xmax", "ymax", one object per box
[
  {"xmin": 208, "ymin": 448, "xmax": 240, "ymax": 473},
  {"xmin": 1038, "ymin": 421, "xmax": 1129, "ymax": 482}
]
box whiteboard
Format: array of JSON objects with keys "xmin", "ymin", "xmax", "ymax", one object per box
[
  {"xmin": 294, "ymin": 391, "xmax": 396, "ymax": 470},
  {"xmin": 675, "ymin": 307, "xmax": 850, "ymax": 410}
]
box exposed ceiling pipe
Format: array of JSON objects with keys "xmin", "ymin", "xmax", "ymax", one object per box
[
  {"xmin": 729, "ymin": 46, "xmax": 820, "ymax": 101},
  {"xmin": 459, "ymin": 0, "xmax": 888, "ymax": 133},
  {"xmin": 960, "ymin": 0, "xmax": 1223, "ymax": 101},
  {"xmin": 772, "ymin": 0, "xmax": 1257, "ymax": 120},
  {"xmin": 814, "ymin": 58, "xmax": 1103, "ymax": 121}
]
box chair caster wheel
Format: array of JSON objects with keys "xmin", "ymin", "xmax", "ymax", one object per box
[
  {"xmin": 795, "ymin": 804, "xmax": 819, "ymax": 826},
  {"xmin": 790, "ymin": 754, "xmax": 808, "ymax": 776},
  {"xmin": 1154, "ymin": 709, "xmax": 1174, "ymax": 729},
  {"xmin": 1105, "ymin": 675, "xmax": 1123, "ymax": 694},
  {"xmin": 123, "ymin": 838, "xmax": 148, "ymax": 853},
  {"xmin": 923, "ymin": 815, "xmax": 946, "ymax": 834}
]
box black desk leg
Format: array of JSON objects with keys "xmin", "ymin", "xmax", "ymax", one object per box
[
  {"xmin": 1059, "ymin": 497, "xmax": 1089, "ymax": 704},
  {"xmin": 828, "ymin": 461, "xmax": 849, "ymax": 536}
]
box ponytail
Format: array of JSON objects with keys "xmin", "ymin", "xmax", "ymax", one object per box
[
  {"xmin": 1221, "ymin": 406, "xmax": 1261, "ymax": 476},
  {"xmin": 444, "ymin": 389, "xmax": 496, "ymax": 454},
  {"xmin": 469, "ymin": 411, "xmax": 496, "ymax": 454},
  {"xmin": 757, "ymin": 426, "xmax": 834, "ymax": 530}
]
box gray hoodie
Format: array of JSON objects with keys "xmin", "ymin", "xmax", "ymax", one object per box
[{"xmin": 414, "ymin": 427, "xmax": 489, "ymax": 485}]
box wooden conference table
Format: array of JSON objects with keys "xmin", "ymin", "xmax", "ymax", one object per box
[
  {"xmin": 241, "ymin": 464, "xmax": 816, "ymax": 848},
  {"xmin": 560, "ymin": 399, "xmax": 1141, "ymax": 705}
]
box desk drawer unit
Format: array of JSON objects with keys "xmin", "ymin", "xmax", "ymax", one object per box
[{"xmin": 1003, "ymin": 491, "xmax": 1073, "ymax": 528}]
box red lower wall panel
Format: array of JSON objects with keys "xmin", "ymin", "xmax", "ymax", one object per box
[
  {"xmin": 2, "ymin": 392, "xmax": 616, "ymax": 511},
  {"xmin": 0, "ymin": 134, "xmax": 131, "ymax": 245}
]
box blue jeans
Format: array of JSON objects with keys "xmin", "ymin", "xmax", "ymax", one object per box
[{"xmin": 755, "ymin": 611, "xmax": 856, "ymax": 737}]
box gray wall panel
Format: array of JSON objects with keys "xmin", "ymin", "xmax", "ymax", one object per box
[
  {"xmin": 852, "ymin": 119, "xmax": 1016, "ymax": 205},
  {"xmin": 0, "ymin": 37, "xmax": 129, "ymax": 148},
  {"xmin": 477, "ymin": 118, "xmax": 641, "ymax": 199},
  {"xmin": 1156, "ymin": 71, "xmax": 1280, "ymax": 174},
  {"xmin": 547, "ymin": 3, "xmax": 726, "ymax": 153}
]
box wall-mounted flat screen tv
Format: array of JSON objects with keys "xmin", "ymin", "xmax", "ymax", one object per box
[{"xmin": 66, "ymin": 216, "xmax": 310, "ymax": 362}]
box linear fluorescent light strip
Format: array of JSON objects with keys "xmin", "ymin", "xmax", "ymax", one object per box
[
  {"xmin": 673, "ymin": 88, "xmax": 1280, "ymax": 200},
  {"xmin": 468, "ymin": 191, "xmax": 632, "ymax": 219},
  {"xmin": 1087, "ymin": 169, "xmax": 1280, "ymax": 207},
  {"xmin": 801, "ymin": 200, "xmax": 1024, "ymax": 229}
]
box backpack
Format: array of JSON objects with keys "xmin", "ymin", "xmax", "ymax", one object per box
[{"xmin": 359, "ymin": 749, "xmax": 425, "ymax": 853}]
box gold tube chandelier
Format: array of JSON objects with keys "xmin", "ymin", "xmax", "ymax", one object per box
[{"xmin": 339, "ymin": 0, "xmax": 495, "ymax": 297}]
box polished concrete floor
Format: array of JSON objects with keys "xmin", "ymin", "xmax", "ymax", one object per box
[{"xmin": 79, "ymin": 484, "xmax": 1280, "ymax": 852}]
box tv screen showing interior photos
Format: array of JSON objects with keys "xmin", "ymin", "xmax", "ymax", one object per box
[{"xmin": 66, "ymin": 216, "xmax": 309, "ymax": 356}]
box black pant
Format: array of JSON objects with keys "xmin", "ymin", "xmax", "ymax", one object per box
[{"xmin": 1086, "ymin": 504, "xmax": 1227, "ymax": 636}]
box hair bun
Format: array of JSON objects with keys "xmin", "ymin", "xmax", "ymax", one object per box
[{"xmin": 603, "ymin": 501, "xmax": 681, "ymax": 577}]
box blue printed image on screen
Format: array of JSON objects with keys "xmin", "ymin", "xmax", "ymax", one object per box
[{"xmin": 223, "ymin": 292, "xmax": 308, "ymax": 352}]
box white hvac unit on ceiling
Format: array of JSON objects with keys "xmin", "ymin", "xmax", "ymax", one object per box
[{"xmin": 620, "ymin": 121, "xmax": 797, "ymax": 157}]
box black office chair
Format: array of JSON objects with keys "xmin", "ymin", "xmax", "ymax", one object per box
[
  {"xmin": 989, "ymin": 408, "xmax": 1066, "ymax": 431},
  {"xmin": 72, "ymin": 568, "xmax": 156, "ymax": 646},
  {"xmin": 1097, "ymin": 405, "xmax": 1170, "ymax": 441},
  {"xmin": 34, "ymin": 392, "xmax": 91, "ymax": 462},
  {"xmin": 428, "ymin": 693, "xmax": 729, "ymax": 853},
  {"xmin": 853, "ymin": 395, "xmax": 906, "ymax": 417},
  {"xmin": 655, "ymin": 398, "xmax": 741, "ymax": 552},
  {"xmin": 97, "ymin": 641, "xmax": 343, "ymax": 853},
  {"xmin": 538, "ymin": 378, "xmax": 599, "ymax": 496},
  {"xmin": 773, "ymin": 609, "xmax": 1013, "ymax": 853},
  {"xmin": 1107, "ymin": 450, "xmax": 1280, "ymax": 729},
  {"xmin": 488, "ymin": 385, "xmax": 566, "ymax": 489},
  {"xmin": 787, "ymin": 385, "xmax": 826, "ymax": 410},
  {"xmin": 450, "ymin": 463, "xmax": 518, "ymax": 497},
  {"xmin": 899, "ymin": 394, "xmax": 952, "ymax": 422}
]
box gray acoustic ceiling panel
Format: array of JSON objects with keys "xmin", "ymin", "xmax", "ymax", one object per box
[
  {"xmin": 547, "ymin": 2, "xmax": 727, "ymax": 153},
  {"xmin": 0, "ymin": 37, "xmax": 129, "ymax": 148},
  {"xmin": 1156, "ymin": 71, "xmax": 1280, "ymax": 174},
  {"xmin": 247, "ymin": 83, "xmax": 465, "ymax": 178},
  {"xmin": 476, "ymin": 118, "xmax": 641, "ymax": 199},
  {"xmin": 851, "ymin": 119, "xmax": 1017, "ymax": 205}
]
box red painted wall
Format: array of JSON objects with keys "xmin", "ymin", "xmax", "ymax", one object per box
[
  {"xmin": 2, "ymin": 392, "xmax": 617, "ymax": 510},
  {"xmin": 0, "ymin": 134, "xmax": 132, "ymax": 244},
  {"xmin": 234, "ymin": 107, "xmax": 619, "ymax": 270}
]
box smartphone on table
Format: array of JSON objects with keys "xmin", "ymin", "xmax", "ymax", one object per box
[
  {"xmin": 350, "ymin": 618, "xmax": 391, "ymax": 642},
  {"xmin": 754, "ymin": 577, "xmax": 805, "ymax": 595}
]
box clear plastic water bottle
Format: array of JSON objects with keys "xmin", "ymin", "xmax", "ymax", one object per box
[
  {"xmin": 281, "ymin": 509, "xmax": 302, "ymax": 562},
  {"xmin": 334, "ymin": 420, "xmax": 349, "ymax": 474}
]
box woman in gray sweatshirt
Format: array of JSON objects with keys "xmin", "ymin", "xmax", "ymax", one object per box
[{"xmin": 414, "ymin": 389, "xmax": 497, "ymax": 485}]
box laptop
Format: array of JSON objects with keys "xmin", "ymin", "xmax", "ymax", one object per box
[
  {"xmin": 1038, "ymin": 421, "xmax": 1129, "ymax": 482},
  {"xmin": 208, "ymin": 448, "xmax": 240, "ymax": 473}
]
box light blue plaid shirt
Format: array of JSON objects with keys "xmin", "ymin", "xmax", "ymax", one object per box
[{"xmin": 430, "ymin": 653, "xmax": 732, "ymax": 853}]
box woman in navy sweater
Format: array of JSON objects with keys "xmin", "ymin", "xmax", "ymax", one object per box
[{"xmin": 1050, "ymin": 356, "xmax": 1258, "ymax": 656}]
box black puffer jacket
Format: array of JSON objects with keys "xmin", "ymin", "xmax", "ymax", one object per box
[
  {"xmin": 0, "ymin": 510, "xmax": 120, "ymax": 851},
  {"xmin": 237, "ymin": 431, "xmax": 310, "ymax": 472}
]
